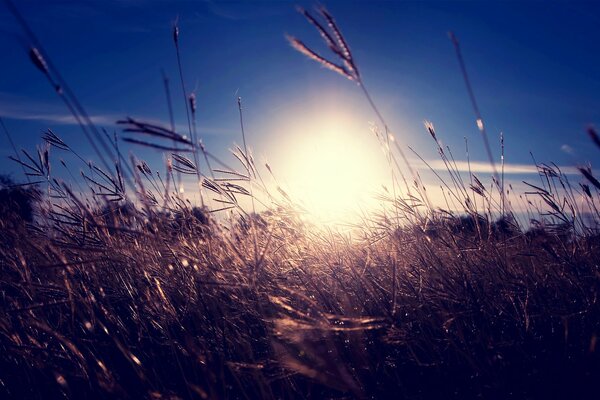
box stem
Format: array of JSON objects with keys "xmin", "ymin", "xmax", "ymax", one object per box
[
  {"xmin": 0, "ymin": 116, "xmax": 30, "ymax": 182},
  {"xmin": 161, "ymin": 69, "xmax": 182, "ymax": 195},
  {"xmin": 238, "ymin": 97, "xmax": 259, "ymax": 276},
  {"xmin": 174, "ymin": 29, "xmax": 203, "ymax": 206},
  {"xmin": 450, "ymin": 32, "xmax": 500, "ymax": 186},
  {"xmin": 359, "ymin": 80, "xmax": 418, "ymax": 225}
]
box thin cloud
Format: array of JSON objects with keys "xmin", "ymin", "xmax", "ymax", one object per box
[
  {"xmin": 415, "ymin": 159, "xmax": 578, "ymax": 175},
  {"xmin": 0, "ymin": 93, "xmax": 117, "ymax": 126},
  {"xmin": 561, "ymin": 144, "xmax": 574, "ymax": 155},
  {"xmin": 1, "ymin": 111, "xmax": 116, "ymax": 126},
  {"xmin": 0, "ymin": 94, "xmax": 231, "ymax": 136}
]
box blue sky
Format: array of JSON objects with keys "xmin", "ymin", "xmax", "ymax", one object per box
[{"xmin": 1, "ymin": 1, "xmax": 599, "ymax": 217}]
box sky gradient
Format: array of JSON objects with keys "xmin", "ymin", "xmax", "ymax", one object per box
[{"xmin": 1, "ymin": 1, "xmax": 600, "ymax": 219}]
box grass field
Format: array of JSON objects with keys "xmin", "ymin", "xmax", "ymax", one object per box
[{"xmin": 2, "ymin": 4, "xmax": 600, "ymax": 399}]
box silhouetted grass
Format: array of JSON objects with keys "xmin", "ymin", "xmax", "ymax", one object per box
[{"xmin": 2, "ymin": 3, "xmax": 600, "ymax": 400}]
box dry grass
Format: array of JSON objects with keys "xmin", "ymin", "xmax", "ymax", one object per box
[{"xmin": 2, "ymin": 4, "xmax": 600, "ymax": 400}]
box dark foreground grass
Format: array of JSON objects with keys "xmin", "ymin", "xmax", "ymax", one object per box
[
  {"xmin": 1, "ymin": 195, "xmax": 600, "ymax": 399},
  {"xmin": 2, "ymin": 3, "xmax": 600, "ymax": 399}
]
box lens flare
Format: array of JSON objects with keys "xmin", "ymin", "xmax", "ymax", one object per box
[{"xmin": 266, "ymin": 104, "xmax": 390, "ymax": 223}]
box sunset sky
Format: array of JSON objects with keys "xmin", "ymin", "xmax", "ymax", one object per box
[{"xmin": 1, "ymin": 1, "xmax": 599, "ymax": 220}]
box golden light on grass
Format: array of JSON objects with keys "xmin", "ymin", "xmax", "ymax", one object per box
[{"xmin": 4, "ymin": 4, "xmax": 600, "ymax": 398}]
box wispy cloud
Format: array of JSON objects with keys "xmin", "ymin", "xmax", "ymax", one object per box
[
  {"xmin": 415, "ymin": 159, "xmax": 578, "ymax": 175},
  {"xmin": 0, "ymin": 93, "xmax": 231, "ymax": 136},
  {"xmin": 0, "ymin": 92, "xmax": 118, "ymax": 126},
  {"xmin": 1, "ymin": 111, "xmax": 117, "ymax": 126},
  {"xmin": 3, "ymin": 109, "xmax": 232, "ymax": 137}
]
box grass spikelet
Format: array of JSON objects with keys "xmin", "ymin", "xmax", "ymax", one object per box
[
  {"xmin": 2, "ymin": 6, "xmax": 600, "ymax": 400},
  {"xmin": 29, "ymin": 47, "xmax": 49, "ymax": 75},
  {"xmin": 287, "ymin": 6, "xmax": 359, "ymax": 81},
  {"xmin": 579, "ymin": 166, "xmax": 600, "ymax": 190},
  {"xmin": 171, "ymin": 153, "xmax": 197, "ymax": 174},
  {"xmin": 286, "ymin": 35, "xmax": 353, "ymax": 80},
  {"xmin": 587, "ymin": 126, "xmax": 600, "ymax": 150}
]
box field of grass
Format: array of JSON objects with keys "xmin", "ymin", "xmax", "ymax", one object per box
[{"xmin": 2, "ymin": 5, "xmax": 600, "ymax": 400}]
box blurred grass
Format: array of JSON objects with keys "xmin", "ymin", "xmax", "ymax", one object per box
[{"xmin": 2, "ymin": 4, "xmax": 600, "ymax": 399}]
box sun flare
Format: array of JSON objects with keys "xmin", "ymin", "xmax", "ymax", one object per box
[{"xmin": 267, "ymin": 104, "xmax": 390, "ymax": 223}]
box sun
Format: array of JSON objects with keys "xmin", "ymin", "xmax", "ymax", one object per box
[{"xmin": 265, "ymin": 103, "xmax": 390, "ymax": 223}]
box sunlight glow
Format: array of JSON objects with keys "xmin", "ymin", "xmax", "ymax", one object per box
[{"xmin": 267, "ymin": 102, "xmax": 390, "ymax": 223}]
